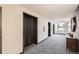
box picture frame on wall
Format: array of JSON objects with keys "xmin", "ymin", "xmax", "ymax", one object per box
[
  {"xmin": 71, "ymin": 16, "xmax": 77, "ymax": 32},
  {"xmin": 43, "ymin": 26, "xmax": 45, "ymax": 32}
]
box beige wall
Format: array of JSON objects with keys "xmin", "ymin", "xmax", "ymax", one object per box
[
  {"xmin": 0, "ymin": 5, "xmax": 23, "ymax": 54},
  {"xmin": 0, "ymin": 5, "xmax": 52, "ymax": 54}
]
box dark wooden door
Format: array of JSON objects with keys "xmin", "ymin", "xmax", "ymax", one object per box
[
  {"xmin": 27, "ymin": 16, "xmax": 34, "ymax": 45},
  {"xmin": 33, "ymin": 17, "xmax": 37, "ymax": 44},
  {"xmin": 23, "ymin": 14, "xmax": 28, "ymax": 47},
  {"xmin": 48, "ymin": 22, "xmax": 51, "ymax": 36},
  {"xmin": 53, "ymin": 24, "xmax": 55, "ymax": 34},
  {"xmin": 23, "ymin": 13, "xmax": 37, "ymax": 47}
]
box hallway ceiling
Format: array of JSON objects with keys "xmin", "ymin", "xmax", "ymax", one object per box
[{"xmin": 20, "ymin": 4, "xmax": 78, "ymax": 21}]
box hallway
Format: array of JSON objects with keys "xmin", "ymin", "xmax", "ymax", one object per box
[
  {"xmin": 24, "ymin": 34, "xmax": 75, "ymax": 54},
  {"xmin": 0, "ymin": 4, "xmax": 78, "ymax": 54}
]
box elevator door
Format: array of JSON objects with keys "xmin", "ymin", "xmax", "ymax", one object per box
[
  {"xmin": 23, "ymin": 13, "xmax": 37, "ymax": 47},
  {"xmin": 27, "ymin": 15, "xmax": 34, "ymax": 45},
  {"xmin": 23, "ymin": 14, "xmax": 28, "ymax": 47}
]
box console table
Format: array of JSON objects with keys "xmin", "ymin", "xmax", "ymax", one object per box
[{"xmin": 66, "ymin": 38, "xmax": 78, "ymax": 52}]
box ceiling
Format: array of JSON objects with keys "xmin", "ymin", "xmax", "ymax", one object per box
[{"xmin": 19, "ymin": 4, "xmax": 78, "ymax": 21}]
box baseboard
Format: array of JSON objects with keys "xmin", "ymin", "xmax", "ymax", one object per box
[
  {"xmin": 38, "ymin": 37, "xmax": 49, "ymax": 44},
  {"xmin": 54, "ymin": 33, "xmax": 66, "ymax": 35},
  {"xmin": 19, "ymin": 51, "xmax": 24, "ymax": 54}
]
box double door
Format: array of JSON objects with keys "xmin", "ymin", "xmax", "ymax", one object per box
[{"xmin": 23, "ymin": 13, "xmax": 37, "ymax": 47}]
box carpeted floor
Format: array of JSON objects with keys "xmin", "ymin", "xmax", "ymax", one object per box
[{"xmin": 24, "ymin": 34, "xmax": 75, "ymax": 54}]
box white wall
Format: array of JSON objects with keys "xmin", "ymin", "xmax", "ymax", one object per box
[
  {"xmin": 38, "ymin": 19, "xmax": 53, "ymax": 42},
  {"xmin": 38, "ymin": 17, "xmax": 48, "ymax": 42},
  {"xmin": 0, "ymin": 5, "xmax": 52, "ymax": 54},
  {"xmin": 75, "ymin": 9, "xmax": 79, "ymax": 39}
]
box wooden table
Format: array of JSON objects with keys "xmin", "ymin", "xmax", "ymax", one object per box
[{"xmin": 66, "ymin": 38, "xmax": 78, "ymax": 52}]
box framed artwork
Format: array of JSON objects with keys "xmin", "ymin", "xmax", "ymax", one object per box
[
  {"xmin": 43, "ymin": 26, "xmax": 45, "ymax": 32},
  {"xmin": 71, "ymin": 16, "xmax": 77, "ymax": 32}
]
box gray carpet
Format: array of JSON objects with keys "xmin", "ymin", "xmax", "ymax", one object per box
[{"xmin": 24, "ymin": 34, "xmax": 75, "ymax": 54}]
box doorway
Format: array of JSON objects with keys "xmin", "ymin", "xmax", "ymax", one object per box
[
  {"xmin": 53, "ymin": 24, "xmax": 55, "ymax": 34},
  {"xmin": 48, "ymin": 22, "xmax": 51, "ymax": 36},
  {"xmin": 23, "ymin": 13, "xmax": 38, "ymax": 48}
]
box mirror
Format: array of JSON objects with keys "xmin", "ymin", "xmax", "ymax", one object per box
[{"xmin": 71, "ymin": 16, "xmax": 77, "ymax": 32}]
